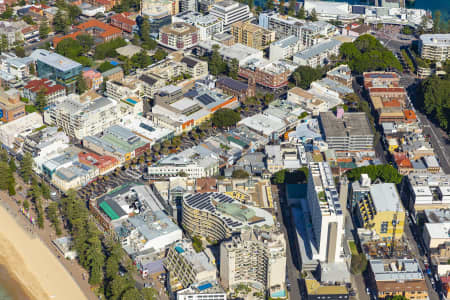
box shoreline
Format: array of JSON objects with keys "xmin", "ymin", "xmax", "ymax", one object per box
[
  {"xmin": 0, "ymin": 203, "xmax": 87, "ymax": 300},
  {"xmin": 0, "ymin": 264, "xmax": 35, "ymax": 300}
]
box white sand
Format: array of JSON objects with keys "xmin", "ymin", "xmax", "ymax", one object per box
[{"xmin": 0, "ymin": 205, "xmax": 87, "ymax": 300}]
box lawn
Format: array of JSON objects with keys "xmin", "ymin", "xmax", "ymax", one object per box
[{"xmin": 349, "ymin": 241, "xmax": 358, "ymax": 255}]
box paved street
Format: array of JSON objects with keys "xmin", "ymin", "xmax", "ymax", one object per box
[
  {"xmin": 397, "ymin": 75, "xmax": 450, "ymax": 174},
  {"xmin": 404, "ymin": 217, "xmax": 440, "ymax": 300},
  {"xmin": 272, "ymin": 185, "xmax": 302, "ymax": 300}
]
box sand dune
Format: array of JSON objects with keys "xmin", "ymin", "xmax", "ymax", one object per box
[{"xmin": 0, "ymin": 205, "xmax": 87, "ymax": 300}]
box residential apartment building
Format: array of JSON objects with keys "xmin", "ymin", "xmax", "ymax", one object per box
[
  {"xmin": 419, "ymin": 34, "xmax": 450, "ymax": 62},
  {"xmin": 179, "ymin": 0, "xmax": 197, "ymax": 12},
  {"xmin": 22, "ymin": 79, "xmax": 66, "ymax": 105},
  {"xmin": 164, "ymin": 241, "xmax": 217, "ymax": 292},
  {"xmin": 356, "ymin": 182, "xmax": 405, "ymax": 241},
  {"xmin": 177, "ymin": 283, "xmax": 226, "ymax": 300},
  {"xmin": 180, "ymin": 56, "xmax": 208, "ymax": 78},
  {"xmin": 0, "ymin": 21, "xmax": 27, "ymax": 49},
  {"xmin": 142, "ymin": 0, "xmax": 179, "ymax": 16},
  {"xmin": 158, "ymin": 22, "xmax": 199, "ymax": 50},
  {"xmin": 30, "ymin": 49, "xmax": 83, "ymax": 93},
  {"xmin": 369, "ymin": 259, "xmax": 428, "ymax": 300},
  {"xmin": 209, "ymin": 0, "xmax": 250, "ymax": 31},
  {"xmin": 182, "ymin": 192, "xmax": 274, "ymax": 242},
  {"xmin": 258, "ymin": 12, "xmax": 336, "ymax": 46},
  {"xmin": 0, "ymin": 112, "xmax": 43, "ymax": 150},
  {"xmin": 269, "ymin": 35, "xmax": 303, "ymax": 61},
  {"xmin": 307, "ymin": 162, "xmax": 344, "ymax": 263},
  {"xmin": 53, "ymin": 19, "xmax": 122, "ymax": 47},
  {"xmin": 304, "ymin": 279, "xmax": 349, "ymax": 300},
  {"xmin": 293, "ymin": 39, "xmax": 341, "ymax": 68},
  {"xmin": 319, "ymin": 111, "xmax": 374, "ymax": 158},
  {"xmin": 82, "ymin": 69, "xmax": 103, "ymax": 90},
  {"xmin": 238, "ymin": 59, "xmax": 291, "ymax": 89},
  {"xmin": 231, "ymin": 21, "xmax": 275, "ymax": 50},
  {"xmin": 173, "ymin": 12, "xmax": 224, "ymax": 41},
  {"xmin": 110, "ymin": 12, "xmax": 137, "ymax": 33},
  {"xmin": 44, "ymin": 95, "xmax": 119, "ymax": 140},
  {"xmin": 0, "ymin": 89, "xmax": 25, "ymax": 123},
  {"xmin": 220, "ymin": 229, "xmax": 286, "ymax": 297}
]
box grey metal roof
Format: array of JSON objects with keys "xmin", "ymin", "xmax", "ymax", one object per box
[
  {"xmin": 294, "ymin": 39, "xmax": 342, "ymax": 61},
  {"xmin": 30, "ymin": 49, "xmax": 82, "ymax": 72},
  {"xmin": 370, "ymin": 183, "xmax": 403, "ymax": 212}
]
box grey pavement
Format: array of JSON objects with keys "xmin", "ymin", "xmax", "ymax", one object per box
[{"xmin": 272, "ymin": 184, "xmax": 302, "ymax": 300}]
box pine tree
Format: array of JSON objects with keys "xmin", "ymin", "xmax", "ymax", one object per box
[
  {"xmin": 266, "ymin": 0, "xmax": 274, "ymax": 10},
  {"xmin": 53, "ymin": 10, "xmax": 67, "ymax": 33},
  {"xmin": 0, "ymin": 35, "xmax": 8, "ymax": 52},
  {"xmin": 297, "ymin": 6, "xmax": 306, "ymax": 19},
  {"xmin": 310, "ymin": 8, "xmax": 318, "ymax": 21},
  {"xmin": 0, "ymin": 161, "xmax": 10, "ymax": 190},
  {"xmin": 288, "ymin": 0, "xmax": 296, "ymax": 16},
  {"xmin": 76, "ymin": 75, "xmax": 87, "ymax": 94},
  {"xmin": 279, "ymin": 0, "xmax": 285, "ymax": 14},
  {"xmin": 20, "ymin": 152, "xmax": 34, "ymax": 183},
  {"xmin": 39, "ymin": 22, "xmax": 50, "ymax": 39},
  {"xmin": 35, "ymin": 90, "xmax": 48, "ymax": 112}
]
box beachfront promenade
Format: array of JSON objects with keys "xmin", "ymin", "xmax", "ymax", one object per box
[{"xmin": 0, "ymin": 175, "xmax": 97, "ymax": 300}]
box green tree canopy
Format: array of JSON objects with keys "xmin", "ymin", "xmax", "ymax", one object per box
[
  {"xmin": 346, "ymin": 164, "xmax": 403, "ymax": 184},
  {"xmin": 291, "ymin": 65, "xmax": 324, "ymax": 89},
  {"xmin": 339, "ymin": 34, "xmax": 403, "ymax": 73},
  {"xmin": 232, "ymin": 169, "xmax": 249, "ymax": 179},
  {"xmin": 56, "ymin": 38, "xmax": 82, "ymax": 59},
  {"xmin": 211, "ymin": 108, "xmax": 241, "ymax": 128},
  {"xmin": 39, "ymin": 22, "xmax": 50, "ymax": 39}
]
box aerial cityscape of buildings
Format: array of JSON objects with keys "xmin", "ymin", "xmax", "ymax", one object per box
[{"xmin": 0, "ymin": 0, "xmax": 447, "ymax": 299}]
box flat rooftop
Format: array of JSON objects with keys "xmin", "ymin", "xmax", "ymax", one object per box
[
  {"xmin": 420, "ymin": 34, "xmax": 450, "ymax": 46},
  {"xmin": 370, "ymin": 183, "xmax": 403, "ymax": 212},
  {"xmin": 30, "ymin": 49, "xmax": 82, "ymax": 72},
  {"xmin": 319, "ymin": 111, "xmax": 373, "ymax": 137}
]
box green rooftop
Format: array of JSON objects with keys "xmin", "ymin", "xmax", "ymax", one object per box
[
  {"xmin": 99, "ymin": 201, "xmax": 120, "ymax": 220},
  {"xmin": 217, "ymin": 202, "xmax": 255, "ymax": 222}
]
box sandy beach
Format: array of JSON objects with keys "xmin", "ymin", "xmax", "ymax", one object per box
[{"xmin": 0, "ymin": 205, "xmax": 87, "ymax": 300}]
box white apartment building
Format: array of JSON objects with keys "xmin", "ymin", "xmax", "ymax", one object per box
[
  {"xmin": 220, "ymin": 229, "xmax": 286, "ymax": 295},
  {"xmin": 293, "ymin": 39, "xmax": 341, "ymax": 68},
  {"xmin": 405, "ymin": 173, "xmax": 450, "ymax": 211},
  {"xmin": 269, "ymin": 35, "xmax": 303, "ymax": 61},
  {"xmin": 209, "ymin": 0, "xmax": 250, "ymax": 31},
  {"xmin": 0, "ymin": 112, "xmax": 43, "ymax": 150},
  {"xmin": 44, "ymin": 95, "xmax": 120, "ymax": 140},
  {"xmin": 307, "ymin": 162, "xmax": 344, "ymax": 263},
  {"xmin": 173, "ymin": 12, "xmax": 224, "ymax": 41},
  {"xmin": 258, "ymin": 12, "xmax": 336, "ymax": 46},
  {"xmin": 148, "ymin": 144, "xmax": 219, "ymax": 178},
  {"xmin": 419, "ymin": 34, "xmax": 450, "ymax": 62},
  {"xmin": 22, "ymin": 126, "xmax": 70, "ymax": 173},
  {"xmin": 106, "ymin": 78, "xmax": 141, "ymax": 102},
  {"xmin": 159, "ymin": 22, "xmax": 199, "ymax": 51},
  {"xmin": 165, "ymin": 241, "xmax": 217, "ymax": 290},
  {"xmin": 177, "ymin": 283, "xmax": 226, "ymax": 300}
]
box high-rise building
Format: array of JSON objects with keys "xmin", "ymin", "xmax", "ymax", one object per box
[
  {"xmin": 319, "ymin": 111, "xmax": 374, "ymax": 158},
  {"xmin": 307, "ymin": 162, "xmax": 344, "ymax": 263},
  {"xmin": 179, "ymin": 0, "xmax": 197, "ymax": 12},
  {"xmin": 209, "ymin": 0, "xmax": 250, "ymax": 31},
  {"xmin": 220, "ymin": 229, "xmax": 286, "ymax": 296},
  {"xmin": 231, "ymin": 21, "xmax": 275, "ymax": 50},
  {"xmin": 44, "ymin": 95, "xmax": 119, "ymax": 140}
]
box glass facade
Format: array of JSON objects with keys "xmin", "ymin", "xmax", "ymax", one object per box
[{"xmin": 36, "ymin": 60, "xmax": 82, "ymax": 93}]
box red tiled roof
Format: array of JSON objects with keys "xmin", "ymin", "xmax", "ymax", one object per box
[
  {"xmin": 78, "ymin": 152, "xmax": 118, "ymax": 170},
  {"xmin": 404, "ymin": 109, "xmax": 417, "ymax": 121},
  {"xmin": 75, "ymin": 19, "xmax": 122, "ymax": 39},
  {"xmin": 111, "ymin": 13, "xmax": 136, "ymax": 26},
  {"xmin": 53, "ymin": 31, "xmax": 83, "ymax": 46},
  {"xmin": 24, "ymin": 79, "xmax": 65, "ymax": 95},
  {"xmin": 369, "ymin": 87, "xmax": 406, "ymax": 93},
  {"xmin": 383, "ymin": 99, "xmax": 402, "ymax": 107}
]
